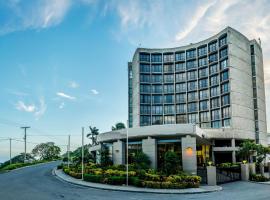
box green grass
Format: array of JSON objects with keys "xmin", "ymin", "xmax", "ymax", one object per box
[{"xmin": 0, "ymin": 160, "xmax": 54, "ymax": 172}]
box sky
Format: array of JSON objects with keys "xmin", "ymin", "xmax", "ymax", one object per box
[{"xmin": 0, "ymin": 0, "xmax": 270, "ymax": 162}]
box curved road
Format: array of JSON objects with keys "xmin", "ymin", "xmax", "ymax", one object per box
[{"xmin": 0, "ymin": 162, "xmax": 269, "ymax": 200}]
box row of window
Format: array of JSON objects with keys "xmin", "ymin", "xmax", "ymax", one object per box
[
  {"xmin": 140, "ymin": 115, "xmax": 230, "ymax": 128},
  {"xmin": 139, "ymin": 36, "xmax": 227, "ymax": 62},
  {"xmin": 140, "ymin": 59, "xmax": 228, "ymax": 73}
]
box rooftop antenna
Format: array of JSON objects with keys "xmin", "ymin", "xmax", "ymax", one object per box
[{"xmin": 258, "ymin": 38, "xmax": 261, "ymax": 46}]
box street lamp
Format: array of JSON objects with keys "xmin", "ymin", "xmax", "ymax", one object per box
[{"xmin": 126, "ymin": 120, "xmax": 129, "ymax": 186}]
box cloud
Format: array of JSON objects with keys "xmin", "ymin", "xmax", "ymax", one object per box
[
  {"xmin": 69, "ymin": 81, "xmax": 79, "ymax": 89},
  {"xmin": 7, "ymin": 89, "xmax": 29, "ymax": 97},
  {"xmin": 91, "ymin": 89, "xmax": 99, "ymax": 95},
  {"xmin": 15, "ymin": 101, "xmax": 36, "ymax": 112},
  {"xmin": 56, "ymin": 92, "xmax": 76, "ymax": 100},
  {"xmin": 34, "ymin": 98, "xmax": 47, "ymax": 119},
  {"xmin": 59, "ymin": 102, "xmax": 65, "ymax": 109},
  {"xmin": 175, "ymin": 0, "xmax": 216, "ymax": 41}
]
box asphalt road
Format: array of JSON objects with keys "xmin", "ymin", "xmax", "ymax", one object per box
[{"xmin": 0, "ymin": 162, "xmax": 269, "ymax": 200}]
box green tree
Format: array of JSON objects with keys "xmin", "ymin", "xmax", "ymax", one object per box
[
  {"xmin": 32, "ymin": 142, "xmax": 61, "ymax": 161},
  {"xmin": 100, "ymin": 145, "xmax": 112, "ymax": 167},
  {"xmin": 256, "ymin": 144, "xmax": 270, "ymax": 163},
  {"xmin": 111, "ymin": 122, "xmax": 126, "ymax": 131},
  {"xmin": 133, "ymin": 152, "xmax": 151, "ymax": 170},
  {"xmin": 164, "ymin": 151, "xmax": 181, "ymax": 175},
  {"xmin": 71, "ymin": 144, "xmax": 94, "ymax": 165},
  {"xmin": 0, "ymin": 153, "xmax": 34, "ymax": 168},
  {"xmin": 87, "ymin": 126, "xmax": 99, "ymax": 146},
  {"xmin": 238, "ymin": 140, "xmax": 258, "ymax": 162}
]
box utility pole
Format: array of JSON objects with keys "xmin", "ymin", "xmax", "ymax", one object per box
[
  {"xmin": 21, "ymin": 126, "xmax": 30, "ymax": 163},
  {"xmin": 126, "ymin": 120, "xmax": 129, "ymax": 186},
  {"xmin": 68, "ymin": 134, "xmax": 70, "ymax": 169},
  {"xmin": 81, "ymin": 127, "xmax": 84, "ymax": 180},
  {"xmin": 9, "ymin": 138, "xmax": 12, "ymax": 165}
]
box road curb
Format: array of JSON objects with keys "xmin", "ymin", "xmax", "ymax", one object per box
[{"xmin": 53, "ymin": 168, "xmax": 222, "ymax": 194}]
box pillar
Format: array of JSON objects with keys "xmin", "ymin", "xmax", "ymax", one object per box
[
  {"xmin": 207, "ymin": 166, "xmax": 217, "ymax": 186},
  {"xmin": 182, "ymin": 135, "xmax": 197, "ymax": 175},
  {"xmin": 142, "ymin": 137, "xmax": 157, "ymax": 169},
  {"xmin": 249, "ymin": 163, "xmax": 256, "ymax": 175},
  {"xmin": 259, "ymin": 163, "xmax": 265, "ymax": 176},
  {"xmin": 231, "ymin": 138, "xmax": 236, "ymax": 163},
  {"xmin": 241, "ymin": 164, "xmax": 249, "ymax": 181},
  {"xmin": 113, "ymin": 140, "xmax": 125, "ymax": 165}
]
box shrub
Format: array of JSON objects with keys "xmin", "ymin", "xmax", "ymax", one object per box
[
  {"xmin": 129, "ymin": 177, "xmax": 142, "ymax": 187},
  {"xmin": 164, "ymin": 151, "xmax": 181, "ymax": 175},
  {"xmin": 107, "ymin": 176, "xmax": 126, "ymax": 185},
  {"xmin": 250, "ymin": 174, "xmax": 270, "ymax": 182},
  {"xmin": 57, "ymin": 164, "xmax": 63, "ymax": 169},
  {"xmin": 133, "ymin": 152, "xmax": 151, "ymax": 170},
  {"xmin": 69, "ymin": 171, "xmax": 82, "ymax": 179},
  {"xmin": 84, "ymin": 174, "xmax": 104, "ymax": 183}
]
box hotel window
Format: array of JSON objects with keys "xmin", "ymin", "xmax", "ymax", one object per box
[
  {"xmin": 152, "ymin": 105, "xmax": 163, "ymax": 115},
  {"xmin": 223, "ymin": 119, "xmax": 230, "ymax": 127},
  {"xmin": 164, "ymin": 74, "xmax": 174, "ymax": 83},
  {"xmin": 219, "ymin": 36, "xmax": 227, "ymax": 47},
  {"xmin": 210, "ymin": 86, "xmax": 219, "ymax": 97},
  {"xmin": 175, "ymin": 52, "xmax": 185, "ymax": 61},
  {"xmin": 164, "ymin": 105, "xmax": 175, "ymax": 114},
  {"xmin": 151, "ymin": 54, "xmax": 162, "ymax": 63},
  {"xmin": 209, "ymin": 42, "xmax": 217, "ymax": 52},
  {"xmin": 176, "ymin": 104, "xmax": 186, "ymax": 114},
  {"xmin": 198, "ymin": 46, "xmax": 207, "ymax": 57},
  {"xmin": 199, "ymin": 67, "xmax": 208, "ymax": 78},
  {"xmin": 210, "ymin": 64, "xmax": 218, "ymax": 74},
  {"xmin": 188, "ymin": 113, "xmax": 199, "ymax": 123},
  {"xmin": 140, "ymin": 116, "xmax": 151, "ymax": 126},
  {"xmin": 198, "ymin": 57, "xmax": 207, "ymax": 67},
  {"xmin": 199, "ymin": 79, "xmax": 208, "ymax": 89},
  {"xmin": 164, "ymin": 84, "xmax": 174, "ymax": 93},
  {"xmin": 187, "ymin": 71, "xmax": 197, "ymax": 80},
  {"xmin": 140, "ymin": 74, "xmax": 150, "ymax": 83},
  {"xmin": 186, "ymin": 60, "xmax": 197, "ymax": 70},
  {"xmin": 188, "ymin": 81, "xmax": 197, "ymax": 91},
  {"xmin": 140, "ymin": 95, "xmax": 151, "ymax": 104},
  {"xmin": 211, "ymin": 110, "xmax": 220, "ymax": 120},
  {"xmin": 220, "ymin": 59, "xmax": 228, "ymax": 70},
  {"xmin": 139, "ymin": 53, "xmax": 150, "ymax": 62},
  {"xmin": 188, "ymin": 102, "xmax": 197, "ymax": 112},
  {"xmin": 164, "ymin": 64, "xmax": 174, "ymax": 73},
  {"xmin": 164, "ymin": 115, "xmax": 175, "ymax": 124},
  {"xmin": 201, "ymin": 122, "xmax": 211, "ymax": 128},
  {"xmin": 176, "ymin": 94, "xmax": 186, "ymax": 103},
  {"xmin": 188, "ymin": 91, "xmax": 197, "ymax": 101},
  {"xmin": 209, "ymin": 53, "xmax": 218, "ymax": 63},
  {"xmin": 211, "ymin": 98, "xmax": 220, "ymax": 108},
  {"xmin": 175, "ymin": 62, "xmax": 185, "ymax": 71},
  {"xmin": 200, "ymin": 100, "xmax": 208, "ymax": 110},
  {"xmin": 220, "ymin": 48, "xmax": 228, "ymax": 58},
  {"xmin": 152, "ymin": 95, "xmax": 163, "ymax": 104},
  {"xmin": 176, "ymin": 83, "xmax": 186, "ymax": 93},
  {"xmin": 186, "ymin": 49, "xmax": 196, "ymax": 59},
  {"xmin": 151, "ymin": 85, "xmax": 162, "ymax": 93},
  {"xmin": 140, "ymin": 64, "xmax": 150, "ymax": 73},
  {"xmin": 221, "ymin": 82, "xmax": 229, "ymax": 94},
  {"xmin": 200, "ymin": 112, "xmax": 210, "ymax": 122},
  {"xmin": 151, "ymin": 74, "xmax": 162, "ymax": 83},
  {"xmin": 163, "ymin": 54, "xmax": 174, "ymax": 62},
  {"xmin": 140, "ymin": 84, "xmax": 151, "ymax": 93},
  {"xmin": 221, "ymin": 94, "xmax": 230, "ymax": 106},
  {"xmin": 176, "ymin": 73, "xmax": 186, "ymax": 82},
  {"xmin": 164, "ymin": 95, "xmax": 174, "ymax": 104},
  {"xmin": 222, "ymin": 107, "xmax": 230, "ymax": 118},
  {"xmin": 221, "ymin": 71, "xmax": 229, "ymax": 82},
  {"xmin": 199, "ymin": 90, "xmax": 208, "ymax": 100},
  {"xmin": 176, "ymin": 115, "xmax": 187, "ymax": 124},
  {"xmin": 151, "ymin": 64, "xmax": 162, "ymax": 73},
  {"xmin": 211, "ymin": 121, "xmax": 221, "ymax": 128},
  {"xmin": 152, "ymin": 116, "xmax": 163, "ymax": 125},
  {"xmin": 140, "ymin": 105, "xmax": 151, "ymax": 114},
  {"xmin": 210, "ymin": 75, "xmax": 219, "ymax": 86}
]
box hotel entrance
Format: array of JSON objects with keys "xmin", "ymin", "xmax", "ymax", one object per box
[{"xmin": 196, "ymin": 144, "xmax": 211, "ymax": 166}]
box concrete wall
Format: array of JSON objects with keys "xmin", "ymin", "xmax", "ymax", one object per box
[
  {"xmin": 181, "ymin": 135, "xmax": 197, "ymax": 174},
  {"xmin": 112, "ymin": 140, "xmax": 125, "ymax": 165},
  {"xmin": 142, "ymin": 137, "xmax": 157, "ymax": 169}
]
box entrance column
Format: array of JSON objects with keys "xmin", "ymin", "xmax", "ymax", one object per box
[
  {"xmin": 232, "ymin": 138, "xmax": 236, "ymax": 163},
  {"xmin": 142, "ymin": 137, "xmax": 157, "ymax": 169},
  {"xmin": 113, "ymin": 140, "xmax": 125, "ymax": 165},
  {"xmin": 182, "ymin": 135, "xmax": 197, "ymax": 175}
]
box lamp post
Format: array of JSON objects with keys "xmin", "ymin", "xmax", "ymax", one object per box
[{"xmin": 126, "ymin": 120, "xmax": 129, "ymax": 186}]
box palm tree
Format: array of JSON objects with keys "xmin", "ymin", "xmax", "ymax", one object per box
[
  {"xmin": 87, "ymin": 126, "xmax": 99, "ymax": 146},
  {"xmin": 111, "ymin": 122, "xmax": 126, "ymax": 131}
]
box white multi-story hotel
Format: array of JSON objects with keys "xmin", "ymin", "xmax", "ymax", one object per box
[{"xmin": 90, "ymin": 27, "xmax": 268, "ymax": 174}]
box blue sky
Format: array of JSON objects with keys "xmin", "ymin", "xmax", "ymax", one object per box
[{"xmin": 0, "ymin": 0, "xmax": 270, "ymax": 162}]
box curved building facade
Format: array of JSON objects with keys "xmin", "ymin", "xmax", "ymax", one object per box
[{"xmin": 128, "ymin": 27, "xmax": 267, "ymax": 146}]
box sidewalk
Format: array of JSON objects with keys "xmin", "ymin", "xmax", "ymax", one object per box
[{"xmin": 53, "ymin": 169, "xmax": 222, "ymax": 194}]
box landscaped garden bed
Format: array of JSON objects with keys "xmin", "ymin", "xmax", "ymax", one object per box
[{"xmin": 62, "ymin": 163, "xmax": 201, "ymax": 189}]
